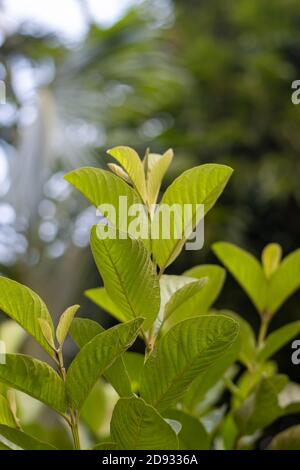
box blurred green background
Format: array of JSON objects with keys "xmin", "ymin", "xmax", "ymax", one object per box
[{"xmin": 1, "ymin": 0, "xmax": 300, "ymax": 448}]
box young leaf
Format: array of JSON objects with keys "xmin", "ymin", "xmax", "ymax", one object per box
[
  {"xmin": 38, "ymin": 318, "xmax": 56, "ymax": 351},
  {"xmin": 66, "ymin": 318, "xmax": 143, "ymax": 410},
  {"xmin": 140, "ymin": 315, "xmax": 239, "ymax": 412},
  {"xmin": 163, "ymin": 277, "xmax": 208, "ymax": 327},
  {"xmin": 0, "ymin": 277, "xmax": 55, "ymax": 356},
  {"xmin": 64, "ymin": 167, "xmax": 148, "ymax": 243},
  {"xmin": 110, "ymin": 397, "xmax": 179, "ymax": 450},
  {"xmin": 70, "ymin": 317, "xmax": 132, "ymax": 397},
  {"xmin": 152, "ymin": 164, "xmax": 233, "ymax": 270},
  {"xmin": 0, "ymin": 425, "xmax": 56, "ymax": 450},
  {"xmin": 262, "ymin": 243, "xmax": 282, "ymax": 279},
  {"xmin": 0, "ymin": 394, "xmax": 16, "ymax": 428},
  {"xmin": 107, "ymin": 146, "xmax": 147, "ymax": 203},
  {"xmin": 183, "ymin": 264, "xmax": 226, "ymax": 312},
  {"xmin": 107, "ymin": 163, "xmax": 131, "ymax": 183},
  {"xmin": 90, "ymin": 226, "xmax": 160, "ymax": 331},
  {"xmin": 164, "ymin": 410, "xmax": 210, "ymax": 450},
  {"xmin": 268, "ymin": 425, "xmax": 300, "ymax": 450},
  {"xmin": 0, "ymin": 354, "xmax": 67, "ymax": 413},
  {"xmin": 257, "ymin": 321, "xmax": 300, "ymax": 363},
  {"xmin": 85, "ymin": 288, "xmax": 127, "ymax": 323},
  {"xmin": 266, "ymin": 249, "xmax": 300, "ymax": 314},
  {"xmin": 145, "ymin": 149, "xmax": 173, "ymax": 207},
  {"xmin": 213, "ymin": 242, "xmax": 267, "ymax": 314},
  {"xmin": 56, "ymin": 305, "xmax": 80, "ymax": 346}
]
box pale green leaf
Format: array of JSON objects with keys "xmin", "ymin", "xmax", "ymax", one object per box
[
  {"xmin": 85, "ymin": 288, "xmax": 126, "ymax": 323},
  {"xmin": 107, "ymin": 146, "xmax": 147, "ymax": 203},
  {"xmin": 38, "ymin": 318, "xmax": 56, "ymax": 351},
  {"xmin": 110, "ymin": 396, "xmax": 179, "ymax": 450},
  {"xmin": 267, "ymin": 249, "xmax": 300, "ymax": 314},
  {"xmin": 122, "ymin": 352, "xmax": 144, "ymax": 392},
  {"xmin": 90, "ymin": 226, "xmax": 160, "ymax": 331},
  {"xmin": 268, "ymin": 425, "xmax": 300, "ymax": 450},
  {"xmin": 0, "ymin": 395, "xmax": 16, "ymax": 428},
  {"xmin": 66, "ymin": 318, "xmax": 143, "ymax": 410},
  {"xmin": 262, "ymin": 243, "xmax": 282, "ymax": 279},
  {"xmin": 145, "ymin": 149, "xmax": 173, "ymax": 207},
  {"xmin": 152, "ymin": 164, "xmax": 233, "ymax": 270},
  {"xmin": 56, "ymin": 305, "xmax": 80, "ymax": 346},
  {"xmin": 0, "ymin": 425, "xmax": 56, "ymax": 450},
  {"xmin": 70, "ymin": 317, "xmax": 132, "ymax": 397},
  {"xmin": 163, "ymin": 278, "xmax": 208, "ymax": 328},
  {"xmin": 0, "ymin": 354, "xmax": 66, "ymax": 414},
  {"xmin": 257, "ymin": 321, "xmax": 300, "ymax": 363},
  {"xmin": 107, "ymin": 163, "xmax": 131, "ymax": 183},
  {"xmin": 183, "ymin": 264, "xmax": 226, "ymax": 312},
  {"xmin": 64, "ymin": 167, "xmax": 148, "ymax": 243},
  {"xmin": 164, "ymin": 410, "xmax": 209, "ymax": 450},
  {"xmin": 140, "ymin": 315, "xmax": 239, "ymax": 411},
  {"xmin": 0, "ymin": 277, "xmax": 54, "ymax": 356},
  {"xmin": 213, "ymin": 242, "xmax": 267, "ymax": 314}
]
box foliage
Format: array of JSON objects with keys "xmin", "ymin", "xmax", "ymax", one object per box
[{"xmin": 0, "ymin": 147, "xmax": 300, "ymax": 450}]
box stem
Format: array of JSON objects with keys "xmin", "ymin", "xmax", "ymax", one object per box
[
  {"xmin": 257, "ymin": 312, "xmax": 271, "ymax": 348},
  {"xmin": 55, "ymin": 348, "xmax": 81, "ymax": 450},
  {"xmin": 70, "ymin": 410, "xmax": 81, "ymax": 450}
]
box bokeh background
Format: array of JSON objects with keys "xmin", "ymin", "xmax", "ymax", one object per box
[{"xmin": 1, "ymin": 0, "xmax": 300, "ymax": 448}]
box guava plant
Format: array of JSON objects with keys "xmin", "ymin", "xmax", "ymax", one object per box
[{"xmin": 0, "ymin": 147, "xmax": 299, "ymax": 450}]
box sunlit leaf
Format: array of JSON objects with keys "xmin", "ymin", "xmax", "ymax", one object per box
[
  {"xmin": 0, "ymin": 277, "xmax": 55, "ymax": 356},
  {"xmin": 0, "ymin": 394, "xmax": 16, "ymax": 428},
  {"xmin": 145, "ymin": 149, "xmax": 173, "ymax": 208},
  {"xmin": 261, "ymin": 243, "xmax": 282, "ymax": 279},
  {"xmin": 90, "ymin": 226, "xmax": 160, "ymax": 331},
  {"xmin": 56, "ymin": 305, "xmax": 80, "ymax": 346},
  {"xmin": 152, "ymin": 164, "xmax": 233, "ymax": 270},
  {"xmin": 85, "ymin": 288, "xmax": 126, "ymax": 323},
  {"xmin": 257, "ymin": 321, "xmax": 300, "ymax": 363}
]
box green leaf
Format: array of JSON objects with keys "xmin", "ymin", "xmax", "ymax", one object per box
[
  {"xmin": 93, "ymin": 441, "xmax": 118, "ymax": 450},
  {"xmin": 140, "ymin": 315, "xmax": 239, "ymax": 412},
  {"xmin": 85, "ymin": 288, "xmax": 126, "ymax": 323},
  {"xmin": 235, "ymin": 375, "xmax": 288, "ymax": 435},
  {"xmin": 81, "ymin": 381, "xmax": 108, "ymax": 437},
  {"xmin": 110, "ymin": 396, "xmax": 179, "ymax": 450},
  {"xmin": 257, "ymin": 321, "xmax": 300, "ymax": 363},
  {"xmin": 268, "ymin": 425, "xmax": 300, "ymax": 450},
  {"xmin": 213, "ymin": 242, "xmax": 267, "ymax": 314},
  {"xmin": 182, "ymin": 335, "xmax": 240, "ymax": 413},
  {"xmin": 122, "ymin": 352, "xmax": 144, "ymax": 393},
  {"xmin": 0, "ymin": 395, "xmax": 16, "ymax": 428},
  {"xmin": 0, "ymin": 354, "xmax": 66, "ymax": 414},
  {"xmin": 38, "ymin": 318, "xmax": 56, "ymax": 351},
  {"xmin": 70, "ymin": 317, "xmax": 132, "ymax": 397},
  {"xmin": 56, "ymin": 305, "xmax": 80, "ymax": 346},
  {"xmin": 66, "ymin": 318, "xmax": 143, "ymax": 410},
  {"xmin": 218, "ymin": 310, "xmax": 256, "ymax": 368},
  {"xmin": 0, "ymin": 441, "xmax": 11, "ymax": 450},
  {"xmin": 164, "ymin": 410, "xmax": 209, "ymax": 450},
  {"xmin": 0, "ymin": 277, "xmax": 55, "ymax": 356},
  {"xmin": 90, "ymin": 226, "xmax": 160, "ymax": 331},
  {"xmin": 152, "ymin": 164, "xmax": 233, "ymax": 270},
  {"xmin": 145, "ymin": 149, "xmax": 173, "ymax": 207},
  {"xmin": 0, "ymin": 425, "xmax": 56, "ymax": 450},
  {"xmin": 163, "ymin": 277, "xmax": 208, "ymax": 329},
  {"xmin": 107, "ymin": 146, "xmax": 147, "ymax": 203},
  {"xmin": 183, "ymin": 264, "xmax": 226, "ymax": 312},
  {"xmin": 64, "ymin": 167, "xmax": 148, "ymax": 243},
  {"xmin": 261, "ymin": 243, "xmax": 282, "ymax": 279},
  {"xmin": 267, "ymin": 249, "xmax": 300, "ymax": 314}
]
